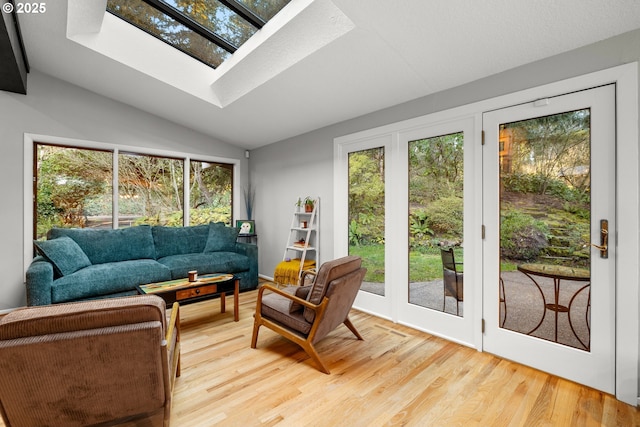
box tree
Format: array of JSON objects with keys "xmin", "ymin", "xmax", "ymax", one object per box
[
  {"xmin": 36, "ymin": 145, "xmax": 112, "ymax": 237},
  {"xmin": 503, "ymin": 110, "xmax": 590, "ymax": 195},
  {"xmin": 348, "ymin": 148, "xmax": 385, "ymax": 244},
  {"xmin": 409, "ymin": 132, "xmax": 464, "ymax": 205}
]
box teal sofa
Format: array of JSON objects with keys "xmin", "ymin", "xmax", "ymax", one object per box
[{"xmin": 26, "ymin": 222, "xmax": 258, "ymax": 306}]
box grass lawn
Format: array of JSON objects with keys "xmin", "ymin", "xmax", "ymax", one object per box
[{"xmin": 349, "ymin": 244, "xmax": 517, "ymax": 283}]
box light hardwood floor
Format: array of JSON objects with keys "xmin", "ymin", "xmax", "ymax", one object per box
[{"xmin": 171, "ymin": 289, "xmax": 639, "ymax": 427}]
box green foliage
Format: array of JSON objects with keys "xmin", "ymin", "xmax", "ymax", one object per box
[
  {"xmin": 349, "ymin": 244, "xmax": 385, "ymax": 282},
  {"xmin": 501, "ymin": 210, "xmax": 549, "ymax": 261},
  {"xmin": 348, "ymin": 220, "xmax": 363, "ymax": 246},
  {"xmin": 503, "ymin": 109, "xmax": 590, "ymax": 194},
  {"xmin": 562, "ymin": 202, "xmax": 589, "ymax": 220},
  {"xmin": 134, "ymin": 206, "xmax": 231, "ymax": 227},
  {"xmin": 409, "ymin": 132, "xmax": 463, "ymax": 206},
  {"xmin": 348, "ymin": 148, "xmax": 385, "ymax": 245},
  {"xmin": 409, "ymin": 210, "xmax": 433, "ymax": 236},
  {"xmin": 502, "ymin": 172, "xmax": 589, "ymax": 203},
  {"xmin": 424, "ymin": 196, "xmax": 463, "ymax": 237}
]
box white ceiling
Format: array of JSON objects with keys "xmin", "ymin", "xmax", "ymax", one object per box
[{"xmin": 17, "ymin": 0, "xmax": 640, "ymax": 149}]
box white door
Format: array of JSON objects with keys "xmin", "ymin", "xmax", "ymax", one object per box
[
  {"xmin": 336, "ymin": 116, "xmax": 479, "ymax": 344},
  {"xmin": 396, "ymin": 116, "xmax": 478, "ymax": 345},
  {"xmin": 482, "ymin": 85, "xmax": 615, "ymax": 393}
]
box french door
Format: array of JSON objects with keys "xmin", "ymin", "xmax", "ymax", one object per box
[
  {"xmin": 336, "ymin": 118, "xmax": 479, "ymax": 345},
  {"xmin": 341, "ymin": 135, "xmax": 394, "ymax": 320},
  {"xmin": 397, "ymin": 117, "xmax": 478, "ymax": 344},
  {"xmin": 482, "ymin": 85, "xmax": 616, "ymax": 393}
]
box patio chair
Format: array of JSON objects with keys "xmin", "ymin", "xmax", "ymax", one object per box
[{"xmin": 441, "ymin": 248, "xmax": 464, "ymax": 315}]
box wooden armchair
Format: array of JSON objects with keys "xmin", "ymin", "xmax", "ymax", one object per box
[
  {"xmin": 0, "ymin": 295, "xmax": 180, "ymax": 427},
  {"xmin": 251, "ymin": 256, "xmax": 366, "ymax": 374}
]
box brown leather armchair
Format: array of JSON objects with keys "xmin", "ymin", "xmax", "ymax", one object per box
[
  {"xmin": 0, "ymin": 295, "xmax": 180, "ymax": 427},
  {"xmin": 251, "ymin": 256, "xmax": 366, "ymax": 374}
]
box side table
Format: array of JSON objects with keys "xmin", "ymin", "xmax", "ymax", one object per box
[{"xmin": 517, "ymin": 263, "xmax": 590, "ymax": 349}]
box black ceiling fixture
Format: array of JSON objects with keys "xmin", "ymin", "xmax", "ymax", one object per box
[{"xmin": 0, "ymin": 2, "xmax": 30, "ymax": 94}]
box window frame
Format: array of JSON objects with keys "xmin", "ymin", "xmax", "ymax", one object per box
[{"xmin": 25, "ymin": 133, "xmax": 240, "ymax": 269}]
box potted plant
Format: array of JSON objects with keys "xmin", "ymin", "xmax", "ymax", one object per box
[
  {"xmin": 304, "ymin": 197, "xmax": 315, "ymax": 213},
  {"xmin": 295, "ymin": 197, "xmax": 303, "ymax": 212}
]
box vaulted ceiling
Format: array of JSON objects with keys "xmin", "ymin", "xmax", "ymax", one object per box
[{"xmin": 12, "ymin": 0, "xmax": 640, "ymax": 149}]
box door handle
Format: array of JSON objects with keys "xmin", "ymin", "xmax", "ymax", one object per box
[{"xmin": 590, "ymin": 219, "xmax": 608, "ymax": 259}]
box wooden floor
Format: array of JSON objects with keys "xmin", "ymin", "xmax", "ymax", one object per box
[{"xmin": 171, "ymin": 289, "xmax": 639, "ymax": 427}]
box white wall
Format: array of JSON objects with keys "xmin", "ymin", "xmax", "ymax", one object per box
[
  {"xmin": 250, "ymin": 28, "xmax": 640, "ymax": 402},
  {"xmin": 0, "ymin": 70, "xmax": 249, "ymax": 310},
  {"xmin": 252, "ymin": 28, "xmax": 640, "ymax": 280}
]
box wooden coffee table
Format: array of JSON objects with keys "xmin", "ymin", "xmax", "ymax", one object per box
[{"xmin": 137, "ymin": 273, "xmax": 239, "ymax": 321}]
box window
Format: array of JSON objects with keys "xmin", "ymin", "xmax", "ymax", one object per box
[
  {"xmin": 118, "ymin": 152, "xmax": 185, "ymax": 227},
  {"xmin": 106, "ymin": 0, "xmax": 292, "ymax": 68},
  {"xmin": 189, "ymin": 160, "xmax": 233, "ymax": 225},
  {"xmin": 34, "ymin": 145, "xmax": 113, "ymax": 239},
  {"xmin": 34, "ymin": 142, "xmax": 234, "ymax": 239}
]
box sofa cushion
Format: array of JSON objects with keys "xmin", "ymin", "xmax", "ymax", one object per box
[
  {"xmin": 152, "ymin": 224, "xmax": 210, "ymax": 259},
  {"xmin": 33, "ymin": 236, "xmax": 91, "ymax": 277},
  {"xmin": 157, "ymin": 252, "xmax": 249, "ymax": 280},
  {"xmin": 204, "ymin": 222, "xmax": 239, "ymax": 252},
  {"xmin": 48, "ymin": 226, "xmax": 155, "ymax": 265},
  {"xmin": 51, "ymin": 260, "xmax": 171, "ymax": 303}
]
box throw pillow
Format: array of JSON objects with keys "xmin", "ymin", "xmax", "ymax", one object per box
[
  {"xmin": 34, "ymin": 236, "xmax": 92, "ymax": 277},
  {"xmin": 288, "ymin": 285, "xmax": 311, "ymax": 313},
  {"xmin": 204, "ymin": 222, "xmax": 240, "ymax": 252}
]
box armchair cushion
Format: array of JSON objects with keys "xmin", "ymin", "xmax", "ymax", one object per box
[
  {"xmin": 0, "ymin": 294, "xmax": 166, "ymax": 340},
  {"xmin": 33, "ymin": 236, "xmax": 91, "ymax": 277},
  {"xmin": 261, "ymin": 290, "xmax": 312, "ymax": 335},
  {"xmin": 304, "ymin": 256, "xmax": 362, "ymax": 323}
]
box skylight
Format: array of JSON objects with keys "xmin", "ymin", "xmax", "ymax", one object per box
[{"xmin": 106, "ymin": 0, "xmax": 291, "ymax": 68}]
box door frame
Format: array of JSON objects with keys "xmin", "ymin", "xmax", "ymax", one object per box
[{"xmin": 334, "ymin": 62, "xmax": 638, "ymax": 404}]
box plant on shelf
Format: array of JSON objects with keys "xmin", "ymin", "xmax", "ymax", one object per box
[
  {"xmin": 295, "ymin": 197, "xmax": 303, "ymax": 212},
  {"xmin": 304, "ymin": 196, "xmax": 315, "ymax": 213}
]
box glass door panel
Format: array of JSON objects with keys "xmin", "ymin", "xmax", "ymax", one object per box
[
  {"xmin": 348, "ymin": 147, "xmax": 385, "ymax": 295},
  {"xmin": 499, "ymin": 110, "xmax": 591, "ymax": 350},
  {"xmin": 408, "ymin": 132, "xmax": 464, "ymax": 316}
]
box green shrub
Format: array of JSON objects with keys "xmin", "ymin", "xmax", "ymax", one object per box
[
  {"xmin": 501, "ymin": 210, "xmax": 549, "ymax": 261},
  {"xmin": 424, "ymin": 196, "xmax": 463, "ymax": 238}
]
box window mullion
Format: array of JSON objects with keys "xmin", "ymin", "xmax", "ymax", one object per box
[
  {"xmin": 218, "ymin": 0, "xmax": 266, "ymax": 29},
  {"xmin": 142, "ymin": 0, "xmax": 240, "ymax": 53},
  {"xmin": 113, "ymin": 149, "xmax": 120, "ymax": 229},
  {"xmin": 183, "ymin": 157, "xmax": 190, "ymax": 226}
]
